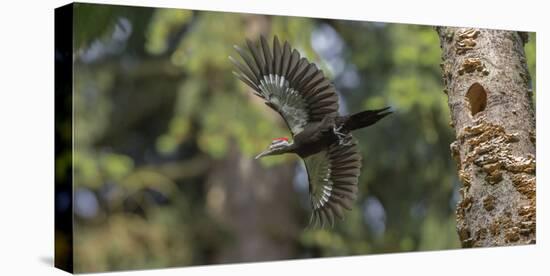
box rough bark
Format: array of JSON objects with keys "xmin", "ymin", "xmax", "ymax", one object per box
[{"xmin": 436, "ymin": 27, "xmax": 536, "ymax": 247}]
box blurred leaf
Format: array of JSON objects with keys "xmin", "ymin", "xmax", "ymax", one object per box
[
  {"xmin": 145, "ymin": 8, "xmax": 193, "ymax": 55},
  {"xmin": 100, "ymin": 153, "xmax": 134, "ymax": 181},
  {"xmin": 74, "ymin": 3, "xmax": 117, "ymax": 49},
  {"xmin": 524, "ymin": 33, "xmax": 536, "ymax": 98}
]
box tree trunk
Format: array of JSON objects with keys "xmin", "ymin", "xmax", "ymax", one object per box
[
  {"xmin": 204, "ymin": 14, "xmax": 300, "ymax": 263},
  {"xmin": 436, "ymin": 27, "xmax": 536, "ymax": 247},
  {"xmin": 205, "ymin": 143, "xmax": 299, "ymax": 263}
]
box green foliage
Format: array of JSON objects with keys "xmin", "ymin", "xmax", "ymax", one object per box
[
  {"xmin": 386, "ymin": 25, "xmax": 449, "ymax": 114},
  {"xmin": 525, "ymin": 33, "xmax": 536, "ymax": 98},
  {"xmin": 147, "ymin": 11, "xmax": 294, "ymax": 164},
  {"xmin": 74, "ymin": 210, "xmax": 194, "ymax": 272},
  {"xmin": 74, "ymin": 3, "xmax": 116, "ymax": 49},
  {"xmin": 145, "ymin": 9, "xmax": 193, "ymax": 55},
  {"xmin": 101, "ymin": 153, "xmax": 134, "ymax": 181}
]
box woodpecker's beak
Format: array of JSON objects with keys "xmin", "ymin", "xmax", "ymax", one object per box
[{"xmin": 255, "ymin": 148, "xmax": 273, "ymax": 159}]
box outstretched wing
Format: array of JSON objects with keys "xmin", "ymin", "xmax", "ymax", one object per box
[
  {"xmin": 230, "ymin": 35, "xmax": 339, "ymax": 135},
  {"xmin": 303, "ymin": 135, "xmax": 362, "ymax": 227}
]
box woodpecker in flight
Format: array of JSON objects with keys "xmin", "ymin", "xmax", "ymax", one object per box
[{"xmin": 230, "ymin": 35, "xmax": 391, "ymax": 227}]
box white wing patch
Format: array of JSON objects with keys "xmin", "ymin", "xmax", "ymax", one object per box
[
  {"xmin": 258, "ymin": 74, "xmax": 309, "ymax": 134},
  {"xmin": 303, "ymin": 137, "xmax": 361, "ymax": 227},
  {"xmin": 303, "ymin": 150, "xmax": 334, "ymax": 210}
]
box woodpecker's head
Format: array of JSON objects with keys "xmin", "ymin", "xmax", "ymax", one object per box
[{"xmin": 255, "ymin": 137, "xmax": 292, "ymax": 159}]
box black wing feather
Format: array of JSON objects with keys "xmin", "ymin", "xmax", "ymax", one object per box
[
  {"xmin": 304, "ymin": 136, "xmax": 362, "ymax": 228},
  {"xmin": 231, "ymin": 35, "xmax": 340, "ymax": 135}
]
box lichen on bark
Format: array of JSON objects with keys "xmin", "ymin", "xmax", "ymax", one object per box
[{"xmin": 436, "ymin": 27, "xmax": 536, "ymax": 247}]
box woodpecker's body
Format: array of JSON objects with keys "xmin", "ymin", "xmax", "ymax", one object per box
[{"xmin": 230, "ymin": 35, "xmax": 391, "ymax": 227}]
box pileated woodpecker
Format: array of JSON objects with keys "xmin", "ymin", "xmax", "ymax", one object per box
[{"xmin": 230, "ymin": 35, "xmax": 391, "ymax": 227}]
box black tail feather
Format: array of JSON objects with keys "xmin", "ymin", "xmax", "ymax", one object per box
[{"xmin": 342, "ymin": 107, "xmax": 392, "ymax": 132}]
